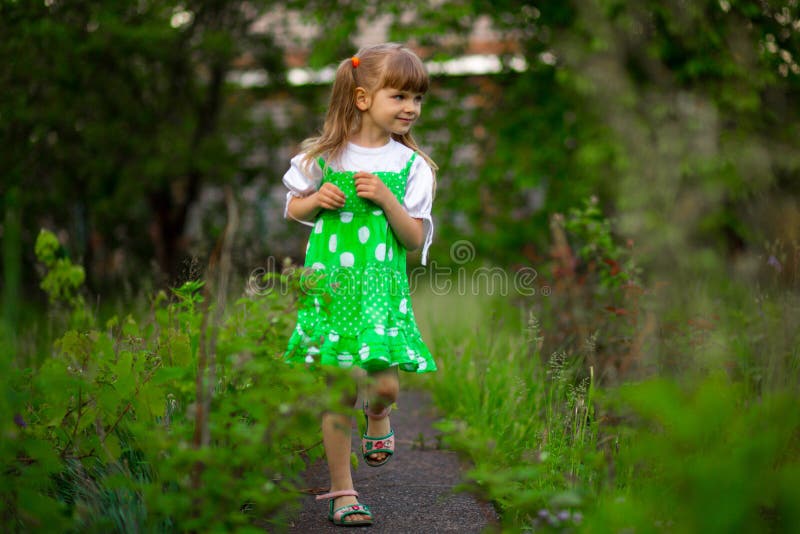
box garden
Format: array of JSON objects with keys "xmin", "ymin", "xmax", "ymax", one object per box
[{"xmin": 2, "ymin": 1, "xmax": 799, "ymax": 532}]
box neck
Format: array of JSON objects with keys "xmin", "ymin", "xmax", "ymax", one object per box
[{"xmin": 350, "ymin": 123, "xmax": 390, "ymax": 148}]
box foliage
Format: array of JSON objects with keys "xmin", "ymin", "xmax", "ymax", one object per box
[
  {"xmin": 4, "ymin": 1, "xmax": 800, "ymax": 531},
  {"xmin": 384, "ymin": 0, "xmax": 800, "ymax": 275},
  {"xmin": 2, "ymin": 232, "xmax": 338, "ymax": 531},
  {"xmin": 34, "ymin": 229, "xmax": 91, "ymax": 330},
  {"xmin": 416, "ymin": 286, "xmax": 597, "ymax": 528},
  {"xmin": 4, "ymin": 0, "xmax": 798, "ymax": 290},
  {"xmin": 562, "ymin": 197, "xmax": 638, "ymax": 291},
  {"xmin": 587, "ymin": 377, "xmax": 800, "ymax": 533},
  {"xmin": 422, "ymin": 286, "xmax": 800, "ymax": 532},
  {"xmin": 0, "ymin": 0, "xmax": 291, "ymax": 284},
  {"xmin": 529, "ymin": 198, "xmax": 645, "ymax": 384},
  {"xmin": 419, "ymin": 198, "xmax": 800, "ymax": 531}
]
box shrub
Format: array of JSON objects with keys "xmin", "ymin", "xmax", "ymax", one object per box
[{"xmin": 1, "ymin": 230, "xmax": 337, "ymax": 531}]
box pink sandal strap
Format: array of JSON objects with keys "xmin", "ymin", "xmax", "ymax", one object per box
[{"xmin": 315, "ymin": 489, "xmax": 359, "ymax": 501}]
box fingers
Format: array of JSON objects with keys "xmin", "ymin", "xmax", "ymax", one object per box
[
  {"xmin": 318, "ymin": 183, "xmax": 346, "ymax": 209},
  {"xmin": 353, "ymin": 172, "xmax": 383, "ymax": 197},
  {"xmin": 316, "ymin": 174, "xmax": 387, "ymax": 209},
  {"xmin": 319, "ymin": 195, "xmax": 344, "ymax": 210},
  {"xmin": 323, "ymin": 183, "xmax": 346, "ymax": 201},
  {"xmin": 353, "ymin": 171, "xmax": 379, "ymax": 186}
]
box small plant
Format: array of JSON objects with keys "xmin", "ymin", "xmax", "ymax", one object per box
[
  {"xmin": 544, "ymin": 198, "xmax": 651, "ymax": 383},
  {"xmin": 34, "ymin": 228, "xmax": 92, "ymax": 328},
  {"xmin": 562, "ymin": 196, "xmax": 639, "ymax": 292}
]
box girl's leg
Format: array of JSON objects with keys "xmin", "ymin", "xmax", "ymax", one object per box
[
  {"xmin": 321, "ymin": 380, "xmax": 370, "ymax": 522},
  {"xmin": 364, "ymin": 367, "xmax": 399, "ymax": 463}
]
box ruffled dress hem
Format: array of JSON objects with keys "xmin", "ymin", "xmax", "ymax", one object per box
[{"xmin": 284, "ymin": 322, "xmax": 436, "ymax": 373}]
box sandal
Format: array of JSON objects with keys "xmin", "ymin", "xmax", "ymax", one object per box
[
  {"xmin": 361, "ymin": 401, "xmax": 395, "ymax": 467},
  {"xmin": 315, "ymin": 489, "xmax": 373, "ymax": 526}
]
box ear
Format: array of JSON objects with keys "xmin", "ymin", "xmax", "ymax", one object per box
[{"xmin": 354, "ymin": 87, "xmax": 371, "ymax": 111}]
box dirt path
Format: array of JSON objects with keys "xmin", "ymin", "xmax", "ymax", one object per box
[{"xmin": 286, "ymin": 390, "xmax": 499, "ymax": 533}]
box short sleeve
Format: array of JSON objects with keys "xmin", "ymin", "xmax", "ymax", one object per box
[
  {"xmin": 404, "ymin": 156, "xmax": 435, "ymax": 265},
  {"xmin": 282, "ymin": 153, "xmax": 322, "ymax": 227}
]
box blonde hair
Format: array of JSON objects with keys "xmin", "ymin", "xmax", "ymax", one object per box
[{"xmin": 301, "ymin": 43, "xmax": 438, "ymax": 196}]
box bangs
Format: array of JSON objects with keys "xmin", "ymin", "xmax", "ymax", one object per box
[{"xmin": 379, "ymin": 51, "xmax": 430, "ymax": 93}]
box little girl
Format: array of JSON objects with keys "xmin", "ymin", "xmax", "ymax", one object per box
[{"xmin": 281, "ymin": 43, "xmax": 438, "ymax": 526}]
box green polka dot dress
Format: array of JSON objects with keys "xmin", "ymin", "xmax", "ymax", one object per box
[{"xmin": 283, "ymin": 153, "xmax": 436, "ymax": 373}]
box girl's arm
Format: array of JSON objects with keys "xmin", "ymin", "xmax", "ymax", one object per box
[
  {"xmin": 353, "ymin": 171, "xmax": 424, "ymax": 251},
  {"xmin": 383, "ymin": 200, "xmax": 425, "ymax": 251}
]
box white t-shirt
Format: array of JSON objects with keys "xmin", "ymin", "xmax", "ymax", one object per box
[{"xmin": 282, "ymin": 139, "xmax": 435, "ymax": 265}]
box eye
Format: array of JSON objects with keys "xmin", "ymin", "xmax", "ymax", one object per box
[{"xmin": 414, "ymin": 95, "xmax": 424, "ymax": 104}]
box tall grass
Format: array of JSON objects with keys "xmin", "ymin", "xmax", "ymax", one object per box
[
  {"xmin": 413, "ymin": 262, "xmax": 800, "ymax": 532},
  {"xmin": 414, "ymin": 287, "xmax": 595, "ymax": 529}
]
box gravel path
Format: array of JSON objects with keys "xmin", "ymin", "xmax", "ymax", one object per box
[{"xmin": 286, "ymin": 389, "xmax": 499, "ymax": 533}]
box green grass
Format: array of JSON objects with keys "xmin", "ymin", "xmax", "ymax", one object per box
[
  {"xmin": 5, "ymin": 229, "xmax": 799, "ymax": 532},
  {"xmin": 413, "ymin": 276, "xmax": 800, "ymax": 533}
]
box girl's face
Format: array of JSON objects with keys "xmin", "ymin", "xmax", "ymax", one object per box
[{"xmin": 358, "ymin": 87, "xmax": 424, "ymax": 139}]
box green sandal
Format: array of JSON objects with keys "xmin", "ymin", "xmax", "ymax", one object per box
[
  {"xmin": 362, "ymin": 402, "xmax": 395, "ymax": 467},
  {"xmin": 315, "ymin": 489, "xmax": 373, "ymax": 526}
]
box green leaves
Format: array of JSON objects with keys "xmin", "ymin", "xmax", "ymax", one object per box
[
  {"xmin": 423, "ymin": 279, "xmax": 800, "ymax": 531},
  {"xmin": 6, "ymin": 243, "xmax": 331, "ymax": 530},
  {"xmin": 590, "ymin": 376, "xmax": 800, "ymax": 532},
  {"xmin": 35, "ymin": 229, "xmax": 87, "ymax": 311},
  {"xmin": 3, "ymin": 1, "xmax": 297, "ymax": 280}
]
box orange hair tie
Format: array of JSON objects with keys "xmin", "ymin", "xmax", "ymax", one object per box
[{"xmin": 351, "ymin": 56, "xmax": 360, "ymax": 68}]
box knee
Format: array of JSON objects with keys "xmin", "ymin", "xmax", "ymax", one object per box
[
  {"xmin": 325, "ymin": 372, "xmax": 359, "ymax": 408},
  {"xmin": 341, "ymin": 390, "xmax": 358, "ymax": 408},
  {"xmin": 373, "ymin": 374, "xmax": 399, "ymax": 402}
]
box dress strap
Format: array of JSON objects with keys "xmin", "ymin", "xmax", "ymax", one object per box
[
  {"xmin": 402, "ymin": 152, "xmax": 417, "ymax": 177},
  {"xmin": 317, "ymin": 157, "xmax": 327, "ymax": 174}
]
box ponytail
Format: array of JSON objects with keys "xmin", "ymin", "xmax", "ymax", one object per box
[{"xmin": 301, "ymin": 58, "xmax": 361, "ymax": 170}]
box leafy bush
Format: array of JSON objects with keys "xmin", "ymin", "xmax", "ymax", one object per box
[{"xmin": 1, "ymin": 230, "xmax": 337, "ymax": 531}]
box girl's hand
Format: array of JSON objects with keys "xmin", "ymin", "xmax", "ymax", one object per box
[
  {"xmin": 315, "ymin": 182, "xmax": 346, "ymax": 210},
  {"xmin": 354, "ymin": 171, "xmax": 392, "ymax": 208}
]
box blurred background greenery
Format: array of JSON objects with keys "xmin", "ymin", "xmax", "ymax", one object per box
[
  {"xmin": 1, "ymin": 0, "xmax": 799, "ymax": 531},
  {"xmin": 3, "ymin": 0, "xmax": 798, "ymax": 301}
]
